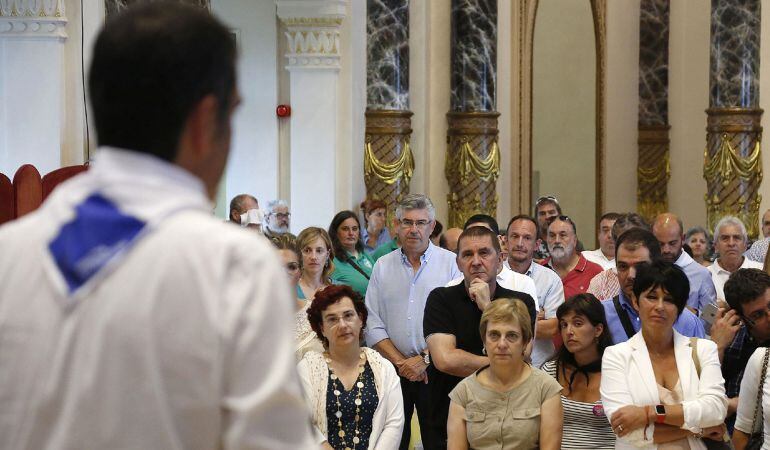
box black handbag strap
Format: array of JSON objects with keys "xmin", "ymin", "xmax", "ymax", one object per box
[
  {"xmin": 345, "ymin": 255, "xmax": 370, "ymax": 280},
  {"xmin": 750, "ymin": 348, "xmax": 770, "ymax": 434},
  {"xmin": 613, "ymin": 296, "xmax": 636, "ymax": 340}
]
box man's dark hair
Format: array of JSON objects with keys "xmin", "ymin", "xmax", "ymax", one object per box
[
  {"xmin": 457, "ymin": 226, "xmax": 501, "ymax": 254},
  {"xmin": 506, "ymin": 214, "xmax": 539, "ymax": 234},
  {"xmin": 600, "ymin": 212, "xmax": 622, "ymax": 223},
  {"xmin": 229, "ymin": 194, "xmax": 256, "ymax": 221},
  {"xmin": 464, "ymin": 214, "xmax": 500, "ymax": 236},
  {"xmin": 89, "ymin": 2, "xmax": 237, "ymax": 162},
  {"xmin": 724, "ymin": 269, "xmax": 770, "ymax": 315},
  {"xmin": 632, "ymin": 261, "xmax": 690, "ymax": 316},
  {"xmin": 611, "ymin": 213, "xmax": 650, "ymax": 241},
  {"xmin": 615, "ymin": 228, "xmax": 661, "ymax": 260},
  {"xmin": 328, "ymin": 210, "xmax": 364, "ymax": 257},
  {"xmin": 431, "ymin": 220, "xmax": 444, "ymax": 239}
]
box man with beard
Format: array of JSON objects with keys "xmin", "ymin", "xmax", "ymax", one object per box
[
  {"xmin": 652, "ymin": 213, "xmax": 716, "ymax": 314},
  {"xmin": 602, "ymin": 228, "xmax": 704, "ymax": 344},
  {"xmin": 263, "ymin": 199, "xmax": 296, "ymax": 240},
  {"xmin": 546, "ymin": 216, "xmax": 602, "ymax": 300},
  {"xmin": 708, "ymin": 216, "xmax": 763, "ymax": 301}
]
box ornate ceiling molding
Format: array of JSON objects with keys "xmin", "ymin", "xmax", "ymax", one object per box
[
  {"xmin": 276, "ymin": 0, "xmax": 346, "ymax": 70},
  {"xmin": 0, "ymin": 0, "xmax": 67, "ymax": 40}
]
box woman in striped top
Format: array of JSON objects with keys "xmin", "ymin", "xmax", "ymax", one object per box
[{"xmin": 542, "ymin": 293, "xmax": 616, "ymax": 449}]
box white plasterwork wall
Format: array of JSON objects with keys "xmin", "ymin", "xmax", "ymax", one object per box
[
  {"xmin": 212, "ymin": 0, "xmax": 279, "ymax": 218},
  {"xmin": 668, "ymin": 0, "xmax": 709, "ymax": 232},
  {"xmin": 603, "ymin": 0, "xmax": 640, "ymax": 217},
  {"xmin": 409, "ymin": 0, "xmax": 451, "ymax": 224}
]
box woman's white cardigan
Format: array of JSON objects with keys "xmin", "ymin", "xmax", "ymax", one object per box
[
  {"xmin": 297, "ymin": 347, "xmax": 404, "ymax": 449},
  {"xmin": 600, "ymin": 330, "xmax": 728, "ymax": 449}
]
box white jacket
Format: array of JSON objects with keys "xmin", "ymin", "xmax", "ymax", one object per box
[
  {"xmin": 297, "ymin": 348, "xmax": 404, "ymax": 449},
  {"xmin": 600, "ymin": 330, "xmax": 728, "ymax": 449}
]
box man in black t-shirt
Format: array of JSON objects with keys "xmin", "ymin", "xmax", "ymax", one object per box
[{"xmin": 422, "ymin": 226, "xmax": 536, "ymax": 449}]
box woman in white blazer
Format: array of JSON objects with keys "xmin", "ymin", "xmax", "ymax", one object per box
[
  {"xmin": 297, "ymin": 285, "xmax": 404, "ymax": 450},
  {"xmin": 600, "ymin": 261, "xmax": 727, "ymax": 449}
]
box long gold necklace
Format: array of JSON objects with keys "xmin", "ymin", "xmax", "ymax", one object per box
[{"xmin": 326, "ymin": 350, "xmax": 366, "ymax": 450}]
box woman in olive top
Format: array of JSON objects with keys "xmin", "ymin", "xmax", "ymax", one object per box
[{"xmin": 329, "ymin": 210, "xmax": 375, "ymax": 297}]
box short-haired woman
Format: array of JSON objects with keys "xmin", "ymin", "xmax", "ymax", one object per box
[
  {"xmin": 447, "ymin": 298, "xmax": 563, "ymax": 450},
  {"xmin": 601, "ymin": 261, "xmax": 728, "ymax": 449},
  {"xmin": 542, "ymin": 293, "xmax": 615, "ymax": 449},
  {"xmin": 296, "ymin": 227, "xmax": 335, "ymax": 301},
  {"xmin": 297, "ymin": 285, "xmax": 404, "ymax": 449},
  {"xmin": 329, "ymin": 210, "xmax": 375, "ymax": 297}
]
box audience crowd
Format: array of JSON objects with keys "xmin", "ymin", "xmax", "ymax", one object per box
[
  {"xmin": 242, "ymin": 190, "xmax": 770, "ymax": 450},
  {"xmin": 19, "ymin": 5, "xmax": 770, "ymax": 449}
]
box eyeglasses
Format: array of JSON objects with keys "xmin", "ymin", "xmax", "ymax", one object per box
[
  {"xmin": 547, "ymin": 215, "xmax": 576, "ymax": 234},
  {"xmin": 272, "ymin": 213, "xmax": 290, "ymax": 219},
  {"xmin": 744, "ymin": 306, "xmax": 770, "ymax": 326},
  {"xmin": 399, "ymin": 219, "xmax": 431, "ymax": 229}
]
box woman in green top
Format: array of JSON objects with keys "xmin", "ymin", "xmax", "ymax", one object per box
[{"xmin": 328, "ymin": 210, "xmax": 375, "ymax": 297}]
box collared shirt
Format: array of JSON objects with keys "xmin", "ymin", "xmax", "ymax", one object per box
[
  {"xmin": 708, "ymin": 257, "xmax": 764, "ymax": 301},
  {"xmin": 504, "ymin": 259, "xmax": 565, "ymax": 368},
  {"xmin": 361, "ymin": 227, "xmax": 392, "ymax": 254},
  {"xmin": 331, "ymin": 250, "xmax": 374, "ymax": 297},
  {"xmin": 534, "ymin": 240, "xmax": 550, "ymax": 261},
  {"xmin": 445, "ymin": 265, "xmax": 538, "ymax": 302},
  {"xmin": 547, "ymin": 254, "xmax": 603, "ymax": 300},
  {"xmin": 588, "ymin": 268, "xmax": 620, "ymax": 301},
  {"xmin": 371, "ymin": 237, "xmax": 399, "ymax": 262},
  {"xmin": 365, "ymin": 242, "xmax": 461, "ymax": 356},
  {"xmin": 581, "ymin": 248, "xmax": 615, "ymax": 270},
  {"xmin": 674, "ymin": 250, "xmax": 717, "ymax": 312},
  {"xmin": 0, "ymin": 148, "xmax": 316, "ymax": 449},
  {"xmin": 601, "ymin": 292, "xmax": 706, "ymax": 345},
  {"xmin": 722, "ymin": 326, "xmax": 767, "ymax": 431},
  {"xmin": 745, "ymin": 237, "xmax": 770, "ymax": 263}
]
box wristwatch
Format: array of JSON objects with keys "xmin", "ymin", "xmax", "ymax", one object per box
[
  {"xmin": 655, "ymin": 404, "xmax": 666, "ymax": 424},
  {"xmin": 421, "ymin": 351, "xmax": 430, "ymax": 365}
]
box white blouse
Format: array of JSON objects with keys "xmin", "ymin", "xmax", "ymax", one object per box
[{"xmin": 735, "ymin": 347, "xmax": 770, "ymax": 449}]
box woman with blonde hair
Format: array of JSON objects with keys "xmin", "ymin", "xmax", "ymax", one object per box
[
  {"xmin": 447, "ymin": 298, "xmax": 563, "ymax": 450},
  {"xmin": 296, "ymin": 227, "xmax": 335, "ymax": 301}
]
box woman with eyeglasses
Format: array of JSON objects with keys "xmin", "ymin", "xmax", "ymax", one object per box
[
  {"xmin": 271, "ymin": 234, "xmax": 325, "ymax": 359},
  {"xmin": 298, "ymin": 285, "xmax": 404, "ymax": 449},
  {"xmin": 329, "ymin": 211, "xmax": 375, "ymax": 297},
  {"xmin": 296, "ymin": 227, "xmax": 335, "ymax": 301},
  {"xmin": 360, "ymin": 199, "xmax": 391, "ymax": 254},
  {"xmin": 542, "ymin": 293, "xmax": 615, "ymax": 449},
  {"xmin": 600, "ymin": 261, "xmax": 727, "ymax": 449},
  {"xmin": 447, "ymin": 298, "xmax": 563, "ymax": 450}
]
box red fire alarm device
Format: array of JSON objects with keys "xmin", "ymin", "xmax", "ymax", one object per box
[{"xmin": 276, "ymin": 104, "xmax": 291, "ymax": 117}]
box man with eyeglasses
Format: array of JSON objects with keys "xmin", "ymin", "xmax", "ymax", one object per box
[
  {"xmin": 364, "ymin": 194, "xmax": 461, "ymax": 450},
  {"xmin": 546, "ymin": 215, "xmax": 602, "ymax": 300},
  {"xmin": 533, "ymin": 195, "xmax": 561, "ymax": 261},
  {"xmin": 712, "ymin": 268, "xmax": 770, "ymax": 430},
  {"xmin": 264, "ymin": 199, "xmax": 296, "ymax": 240}
]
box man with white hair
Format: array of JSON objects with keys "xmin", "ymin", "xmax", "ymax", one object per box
[
  {"xmin": 263, "ymin": 199, "xmax": 295, "ymax": 239},
  {"xmin": 708, "ymin": 216, "xmax": 763, "ymax": 300}
]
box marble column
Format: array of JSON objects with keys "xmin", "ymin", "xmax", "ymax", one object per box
[
  {"xmin": 445, "ymin": 0, "xmax": 499, "ymax": 228},
  {"xmin": 277, "ymin": 0, "xmax": 346, "ymax": 232},
  {"xmin": 704, "ymin": 0, "xmax": 762, "ymax": 239},
  {"xmin": 637, "ymin": 0, "xmax": 670, "ymax": 222},
  {"xmin": 364, "ymin": 0, "xmax": 411, "ymax": 225},
  {"xmin": 0, "ymin": 0, "xmax": 68, "ymax": 176}
]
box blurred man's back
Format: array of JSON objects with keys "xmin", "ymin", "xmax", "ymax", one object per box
[{"xmin": 0, "ymin": 3, "xmax": 315, "ymax": 449}]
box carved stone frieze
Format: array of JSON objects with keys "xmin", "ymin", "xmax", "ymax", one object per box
[
  {"xmin": 276, "ymin": 0, "xmax": 346, "ymax": 71},
  {"xmin": 0, "ymin": 0, "xmax": 66, "ymax": 39}
]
